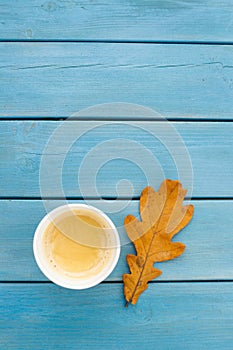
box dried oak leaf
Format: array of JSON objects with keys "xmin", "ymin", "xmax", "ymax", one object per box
[{"xmin": 123, "ymin": 179, "xmax": 194, "ymax": 306}]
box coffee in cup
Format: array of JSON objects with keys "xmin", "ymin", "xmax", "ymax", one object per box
[{"xmin": 33, "ymin": 204, "xmax": 120, "ymax": 289}]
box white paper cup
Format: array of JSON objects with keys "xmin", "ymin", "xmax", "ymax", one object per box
[{"xmin": 33, "ymin": 204, "xmax": 121, "ymax": 289}]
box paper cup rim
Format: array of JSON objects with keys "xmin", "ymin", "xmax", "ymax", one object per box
[{"xmin": 33, "ymin": 204, "xmax": 121, "ymax": 289}]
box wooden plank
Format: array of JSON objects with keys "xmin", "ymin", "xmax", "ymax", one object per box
[
  {"xmin": 1, "ymin": 1, "xmax": 233, "ymax": 42},
  {"xmin": 0, "ymin": 282, "xmax": 233, "ymax": 349},
  {"xmin": 1, "ymin": 43, "xmax": 233, "ymax": 119},
  {"xmin": 0, "ymin": 121, "xmax": 233, "ymax": 197},
  {"xmin": 1, "ymin": 199, "xmax": 232, "ymax": 281}
]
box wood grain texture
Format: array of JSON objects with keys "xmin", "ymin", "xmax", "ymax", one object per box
[
  {"xmin": 1, "ymin": 43, "xmax": 233, "ymax": 119},
  {"xmin": 1, "ymin": 199, "xmax": 233, "ymax": 281},
  {"xmin": 1, "ymin": 2, "xmax": 232, "ymax": 346},
  {"xmin": 1, "ymin": 282, "xmax": 233, "ymax": 349},
  {"xmin": 0, "ymin": 121, "xmax": 233, "ymax": 197},
  {"xmin": 1, "ymin": 0, "xmax": 233, "ymax": 42}
]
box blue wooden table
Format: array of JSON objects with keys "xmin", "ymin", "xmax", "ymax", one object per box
[{"xmin": 1, "ymin": 1, "xmax": 233, "ymax": 349}]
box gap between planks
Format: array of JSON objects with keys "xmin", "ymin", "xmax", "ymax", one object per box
[
  {"xmin": 2, "ymin": 39, "xmax": 233, "ymax": 45},
  {"xmin": 1, "ymin": 117, "xmax": 233, "ymax": 122},
  {"xmin": 1, "ymin": 280, "xmax": 233, "ymax": 284},
  {"xmin": 1, "ymin": 197, "xmax": 233, "ymax": 201}
]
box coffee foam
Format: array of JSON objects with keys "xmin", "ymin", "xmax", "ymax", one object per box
[{"xmin": 42, "ymin": 211, "xmax": 114, "ymax": 280}]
